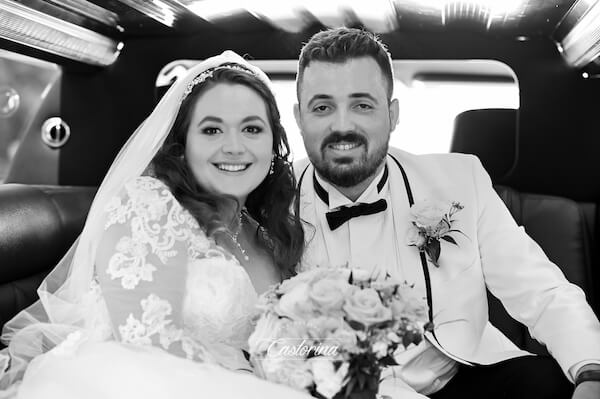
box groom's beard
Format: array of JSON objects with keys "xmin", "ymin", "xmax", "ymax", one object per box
[{"xmin": 308, "ymin": 131, "xmax": 389, "ymax": 188}]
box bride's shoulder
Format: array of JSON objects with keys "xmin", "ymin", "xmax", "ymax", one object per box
[
  {"xmin": 113, "ymin": 175, "xmax": 175, "ymax": 203},
  {"xmin": 125, "ymin": 175, "xmax": 170, "ymax": 194},
  {"xmin": 103, "ymin": 176, "xmax": 185, "ymax": 226}
]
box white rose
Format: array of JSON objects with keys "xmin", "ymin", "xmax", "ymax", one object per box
[
  {"xmin": 278, "ymin": 267, "xmax": 345, "ymax": 294},
  {"xmin": 406, "ymin": 225, "xmax": 426, "ymax": 247},
  {"xmin": 327, "ymin": 326, "xmax": 358, "ymax": 353},
  {"xmin": 394, "ymin": 285, "xmax": 428, "ymax": 322},
  {"xmin": 260, "ymin": 357, "xmax": 313, "ymax": 391},
  {"xmin": 260, "ymin": 356, "xmax": 292, "ymax": 383},
  {"xmin": 283, "ymin": 320, "xmax": 310, "ymax": 339},
  {"xmin": 387, "ymin": 331, "xmax": 401, "ymax": 343},
  {"xmin": 248, "ymin": 313, "xmax": 283, "ymax": 355},
  {"xmin": 311, "ymin": 357, "xmax": 349, "ymax": 399},
  {"xmin": 287, "ymin": 366, "xmax": 314, "ymax": 391},
  {"xmin": 308, "ymin": 278, "xmax": 352, "ymax": 313},
  {"xmin": 275, "ymin": 282, "xmax": 315, "ymax": 320},
  {"xmin": 306, "ymin": 316, "xmax": 345, "ymax": 339},
  {"xmin": 390, "ymin": 298, "xmax": 408, "ymax": 320},
  {"xmin": 344, "ymin": 288, "xmax": 392, "ymax": 327},
  {"xmin": 370, "ymin": 278, "xmax": 401, "ymax": 297},
  {"xmin": 372, "ymin": 341, "xmax": 389, "ymax": 358},
  {"xmin": 410, "ymin": 199, "xmax": 448, "ymax": 229},
  {"xmin": 278, "ymin": 271, "xmax": 315, "ymax": 295},
  {"xmin": 349, "ymin": 268, "xmax": 372, "ymax": 282}
]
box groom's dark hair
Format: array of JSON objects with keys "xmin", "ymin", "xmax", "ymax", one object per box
[{"xmin": 297, "ymin": 27, "xmax": 394, "ymax": 101}]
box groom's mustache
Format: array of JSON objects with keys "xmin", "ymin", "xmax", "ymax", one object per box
[{"xmin": 321, "ymin": 132, "xmax": 368, "ymax": 152}]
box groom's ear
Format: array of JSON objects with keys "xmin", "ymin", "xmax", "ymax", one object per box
[
  {"xmin": 389, "ymin": 98, "xmax": 399, "ymax": 129},
  {"xmin": 293, "ymin": 103, "xmax": 301, "ymax": 130}
]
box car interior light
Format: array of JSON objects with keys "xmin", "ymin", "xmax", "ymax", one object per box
[
  {"xmin": 560, "ymin": 0, "xmax": 600, "ymax": 68},
  {"xmin": 45, "ymin": 0, "xmax": 121, "ymax": 29},
  {"xmin": 116, "ymin": 0, "xmax": 190, "ymax": 27},
  {"xmin": 0, "ymin": 0, "xmax": 122, "ymax": 66}
]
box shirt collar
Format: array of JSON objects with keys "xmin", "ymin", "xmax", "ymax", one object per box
[{"xmin": 313, "ymin": 163, "xmax": 389, "ymax": 210}]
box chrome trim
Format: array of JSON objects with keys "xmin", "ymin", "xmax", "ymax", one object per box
[
  {"xmin": 45, "ymin": 0, "xmax": 121, "ymax": 29},
  {"xmin": 554, "ymin": 0, "xmax": 596, "ymax": 42},
  {"xmin": 560, "ymin": 0, "xmax": 600, "ymax": 67},
  {"xmin": 0, "ymin": 0, "xmax": 122, "ymax": 66},
  {"xmin": 41, "ymin": 117, "xmax": 70, "ymax": 149},
  {"xmin": 115, "ymin": 0, "xmax": 191, "ymax": 27}
]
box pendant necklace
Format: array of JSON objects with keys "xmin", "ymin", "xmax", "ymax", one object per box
[{"xmin": 230, "ymin": 208, "xmax": 250, "ymax": 261}]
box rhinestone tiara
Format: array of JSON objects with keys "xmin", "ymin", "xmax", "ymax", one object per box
[{"xmin": 181, "ymin": 64, "xmax": 256, "ymax": 101}]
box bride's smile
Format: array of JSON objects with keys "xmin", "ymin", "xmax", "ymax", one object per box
[{"xmin": 213, "ymin": 162, "xmax": 252, "ymax": 172}]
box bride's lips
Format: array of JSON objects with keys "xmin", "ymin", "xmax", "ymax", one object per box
[{"xmin": 212, "ymin": 162, "xmax": 252, "ymax": 173}]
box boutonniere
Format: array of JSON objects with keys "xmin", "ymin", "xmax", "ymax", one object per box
[{"xmin": 406, "ymin": 200, "xmax": 465, "ymax": 267}]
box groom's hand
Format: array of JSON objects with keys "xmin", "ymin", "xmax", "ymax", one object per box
[
  {"xmin": 572, "ymin": 381, "xmax": 600, "ymax": 399},
  {"xmin": 573, "ymin": 364, "xmax": 600, "ymax": 399}
]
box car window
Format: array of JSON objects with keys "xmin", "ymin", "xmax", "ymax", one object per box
[
  {"xmin": 0, "ymin": 49, "xmax": 60, "ymax": 182},
  {"xmin": 156, "ymin": 59, "xmax": 518, "ymax": 161}
]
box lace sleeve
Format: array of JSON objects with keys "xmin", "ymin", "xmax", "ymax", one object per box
[{"xmin": 95, "ymin": 176, "xmax": 210, "ymax": 361}]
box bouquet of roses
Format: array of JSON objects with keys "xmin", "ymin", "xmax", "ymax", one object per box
[{"xmin": 248, "ymin": 267, "xmax": 428, "ymax": 399}]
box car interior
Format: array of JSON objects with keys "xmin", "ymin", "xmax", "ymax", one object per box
[{"xmin": 0, "ymin": 0, "xmax": 599, "ymax": 360}]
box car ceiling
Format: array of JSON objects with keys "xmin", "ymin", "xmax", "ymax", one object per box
[{"xmin": 21, "ymin": 0, "xmax": 580, "ymax": 41}]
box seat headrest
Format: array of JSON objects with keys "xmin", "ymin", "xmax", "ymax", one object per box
[
  {"xmin": 0, "ymin": 185, "xmax": 96, "ymax": 283},
  {"xmin": 451, "ymin": 108, "xmax": 518, "ymax": 182}
]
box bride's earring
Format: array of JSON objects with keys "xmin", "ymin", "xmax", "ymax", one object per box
[{"xmin": 269, "ymin": 156, "xmax": 275, "ymax": 175}]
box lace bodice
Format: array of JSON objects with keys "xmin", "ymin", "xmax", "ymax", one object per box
[{"xmin": 96, "ymin": 176, "xmax": 258, "ymax": 370}]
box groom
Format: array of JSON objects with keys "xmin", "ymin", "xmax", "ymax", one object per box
[{"xmin": 293, "ymin": 27, "xmax": 600, "ymax": 399}]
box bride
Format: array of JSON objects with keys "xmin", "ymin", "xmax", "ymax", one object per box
[{"xmin": 0, "ymin": 51, "xmax": 310, "ymax": 398}]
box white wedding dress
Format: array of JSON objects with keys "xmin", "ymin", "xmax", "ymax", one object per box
[{"xmin": 13, "ymin": 176, "xmax": 309, "ymax": 399}]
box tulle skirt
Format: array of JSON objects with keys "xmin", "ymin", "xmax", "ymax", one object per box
[{"xmin": 14, "ymin": 334, "xmax": 310, "ymax": 399}]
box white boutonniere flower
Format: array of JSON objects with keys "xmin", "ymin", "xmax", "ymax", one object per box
[{"xmin": 407, "ymin": 200, "xmax": 465, "ymax": 267}]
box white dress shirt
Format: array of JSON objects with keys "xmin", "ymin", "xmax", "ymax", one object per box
[
  {"xmin": 303, "ymin": 164, "xmax": 458, "ymax": 396},
  {"xmin": 297, "ymin": 150, "xmax": 600, "ymax": 396}
]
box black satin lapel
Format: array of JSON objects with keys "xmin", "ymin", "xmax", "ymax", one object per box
[
  {"xmin": 388, "ymin": 154, "xmax": 434, "ymax": 329},
  {"xmin": 388, "ymin": 154, "xmax": 477, "ymax": 366}
]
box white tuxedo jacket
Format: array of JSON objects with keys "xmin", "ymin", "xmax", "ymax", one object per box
[{"xmin": 295, "ymin": 147, "xmax": 600, "ymax": 377}]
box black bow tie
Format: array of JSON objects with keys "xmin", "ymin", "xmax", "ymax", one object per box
[
  {"xmin": 326, "ymin": 199, "xmax": 388, "ymax": 230},
  {"xmin": 313, "ymin": 165, "xmax": 389, "ymax": 231}
]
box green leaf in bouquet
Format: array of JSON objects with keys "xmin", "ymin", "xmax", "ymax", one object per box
[
  {"xmin": 441, "ymin": 235, "xmax": 457, "ymax": 245},
  {"xmin": 402, "ymin": 330, "xmax": 416, "ymax": 348},
  {"xmin": 401, "ymin": 328, "xmax": 424, "ymax": 347},
  {"xmin": 347, "ymin": 319, "xmax": 366, "ymax": 331},
  {"xmin": 368, "ymin": 319, "xmax": 393, "ymax": 331},
  {"xmin": 378, "ymin": 355, "xmax": 398, "ymax": 367},
  {"xmin": 412, "ymin": 331, "xmax": 423, "ymax": 345},
  {"xmin": 333, "ymin": 359, "xmax": 345, "ymax": 371},
  {"xmin": 344, "ymin": 377, "xmax": 357, "ymax": 397},
  {"xmin": 335, "ymin": 367, "xmax": 381, "ymax": 399},
  {"xmin": 425, "ymin": 239, "xmax": 441, "ymax": 267},
  {"xmin": 242, "ymin": 349, "xmax": 250, "ymax": 361},
  {"xmin": 357, "ymin": 373, "xmax": 367, "ymax": 390},
  {"xmin": 366, "ymin": 373, "xmax": 379, "ymax": 391}
]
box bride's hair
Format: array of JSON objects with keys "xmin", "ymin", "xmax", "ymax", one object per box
[{"xmin": 151, "ymin": 66, "xmax": 304, "ymax": 276}]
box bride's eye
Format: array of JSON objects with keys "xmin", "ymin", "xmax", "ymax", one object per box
[
  {"xmin": 202, "ymin": 126, "xmax": 221, "ymax": 135},
  {"xmin": 243, "ymin": 125, "xmax": 263, "ymax": 134}
]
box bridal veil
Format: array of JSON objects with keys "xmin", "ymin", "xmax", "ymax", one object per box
[{"xmin": 0, "ymin": 50, "xmax": 273, "ymax": 388}]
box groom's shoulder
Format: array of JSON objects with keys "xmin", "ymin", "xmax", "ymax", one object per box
[
  {"xmin": 388, "ymin": 146, "xmax": 480, "ymax": 168},
  {"xmin": 291, "ymin": 149, "xmax": 484, "ymax": 179},
  {"xmin": 293, "ymin": 158, "xmax": 312, "ymax": 180}
]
